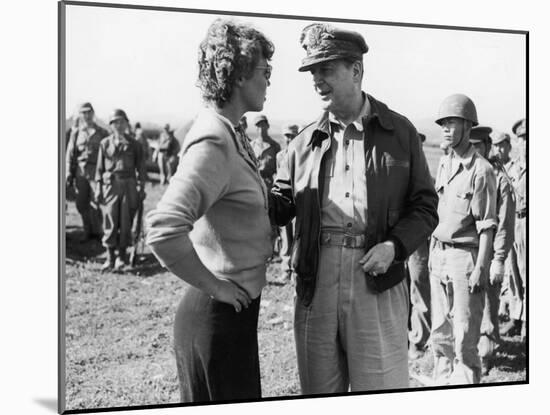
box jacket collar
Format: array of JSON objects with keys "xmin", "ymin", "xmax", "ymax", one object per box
[{"xmin": 307, "ymin": 93, "xmax": 395, "ymax": 147}]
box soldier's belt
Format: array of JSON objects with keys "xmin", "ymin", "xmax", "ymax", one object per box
[
  {"xmin": 320, "ymin": 231, "xmax": 365, "ymax": 249},
  {"xmin": 433, "ymin": 238, "xmax": 476, "ymax": 250}
]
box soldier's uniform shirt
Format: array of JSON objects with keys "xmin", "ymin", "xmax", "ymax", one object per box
[
  {"xmin": 65, "ymin": 123, "xmax": 109, "ymax": 236},
  {"xmin": 432, "ymin": 146, "xmax": 497, "ymax": 246},
  {"xmin": 251, "ymin": 136, "xmax": 280, "ymax": 189},
  {"xmin": 321, "ymin": 98, "xmax": 369, "ymax": 233},
  {"xmin": 66, "ymin": 123, "xmax": 109, "ymax": 179},
  {"xmin": 430, "ymin": 144, "xmax": 497, "ymax": 385},
  {"xmin": 95, "ymin": 133, "xmax": 146, "ymax": 249}
]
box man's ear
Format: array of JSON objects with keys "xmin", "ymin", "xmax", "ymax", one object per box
[{"xmin": 353, "ymin": 61, "xmax": 363, "ymax": 82}]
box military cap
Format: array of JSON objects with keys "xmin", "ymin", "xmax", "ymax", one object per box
[
  {"xmin": 109, "ymin": 108, "xmax": 129, "ymax": 124},
  {"xmin": 254, "ymin": 114, "xmax": 269, "ymax": 126},
  {"xmin": 492, "ymin": 132, "xmax": 511, "ymax": 145},
  {"xmin": 469, "ymin": 126, "xmax": 493, "ymax": 144},
  {"xmin": 298, "ymin": 23, "xmax": 368, "ymax": 72},
  {"xmin": 282, "ymin": 124, "xmax": 299, "ymax": 136},
  {"xmin": 79, "ymin": 102, "xmax": 94, "ymax": 113},
  {"xmin": 512, "ymin": 118, "xmax": 526, "ymax": 137},
  {"xmin": 418, "ymin": 133, "xmax": 426, "ymax": 143}
]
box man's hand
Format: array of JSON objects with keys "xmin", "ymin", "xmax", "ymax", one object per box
[
  {"xmin": 359, "ymin": 241, "xmax": 396, "ymax": 276},
  {"xmin": 489, "ymin": 260, "xmax": 505, "ymax": 285},
  {"xmin": 469, "ymin": 266, "xmax": 487, "ymax": 293},
  {"xmin": 210, "ymin": 278, "xmax": 252, "ymax": 313}
]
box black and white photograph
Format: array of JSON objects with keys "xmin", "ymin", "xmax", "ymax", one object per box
[
  {"xmin": 59, "ymin": 0, "xmax": 530, "ymax": 412},
  {"xmin": 5, "ymin": 0, "xmax": 547, "ymax": 414}
]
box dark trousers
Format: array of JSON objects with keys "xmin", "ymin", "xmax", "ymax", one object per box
[{"xmin": 174, "ymin": 285, "xmax": 262, "ymax": 402}]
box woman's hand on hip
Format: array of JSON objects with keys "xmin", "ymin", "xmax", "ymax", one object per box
[{"xmin": 211, "ymin": 278, "xmax": 252, "ymax": 312}]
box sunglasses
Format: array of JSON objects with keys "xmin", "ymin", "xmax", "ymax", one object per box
[{"xmin": 255, "ymin": 64, "xmax": 272, "ymax": 80}]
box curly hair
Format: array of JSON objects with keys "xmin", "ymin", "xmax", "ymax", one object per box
[{"xmin": 197, "ymin": 18, "xmax": 274, "ymax": 107}]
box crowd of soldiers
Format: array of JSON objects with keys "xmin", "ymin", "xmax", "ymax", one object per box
[
  {"xmin": 66, "ymin": 103, "xmax": 180, "ymax": 271},
  {"xmin": 66, "ymin": 93, "xmax": 526, "ymax": 384}
]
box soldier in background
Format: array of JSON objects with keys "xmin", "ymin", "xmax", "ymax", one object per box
[
  {"xmin": 274, "ymin": 124, "xmax": 299, "ymax": 283},
  {"xmin": 95, "ymin": 109, "xmax": 146, "ymax": 271},
  {"xmin": 492, "ymin": 132, "xmax": 521, "ymax": 323},
  {"xmin": 134, "ymin": 122, "xmax": 150, "ymax": 178},
  {"xmin": 407, "ymin": 131, "xmax": 432, "ymax": 359},
  {"xmin": 66, "ymin": 102, "xmax": 109, "ymax": 241},
  {"xmin": 251, "ymin": 114, "xmax": 281, "ymax": 191},
  {"xmin": 157, "ymin": 123, "xmax": 179, "ymax": 184},
  {"xmin": 469, "ymin": 126, "xmax": 515, "ymax": 375},
  {"xmin": 500, "ymin": 119, "xmax": 527, "ymax": 339},
  {"xmin": 430, "ymin": 94, "xmax": 497, "ymax": 384}
]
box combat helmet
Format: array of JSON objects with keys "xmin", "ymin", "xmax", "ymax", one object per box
[{"xmin": 435, "ymin": 94, "xmax": 478, "ymax": 126}]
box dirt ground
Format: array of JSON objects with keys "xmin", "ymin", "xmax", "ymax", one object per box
[{"xmin": 63, "ymin": 166, "xmax": 526, "ymax": 411}]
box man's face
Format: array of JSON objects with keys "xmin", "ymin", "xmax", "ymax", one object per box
[
  {"xmin": 308, "ymin": 59, "xmax": 357, "ymax": 113},
  {"xmin": 472, "ymin": 141, "xmax": 489, "ymax": 159},
  {"xmin": 493, "ymin": 140, "xmax": 512, "ymax": 163},
  {"xmin": 439, "ymin": 117, "xmax": 467, "ymax": 148},
  {"xmin": 80, "ymin": 109, "xmax": 94, "ymax": 124},
  {"xmin": 111, "ymin": 118, "xmax": 128, "ymax": 135}
]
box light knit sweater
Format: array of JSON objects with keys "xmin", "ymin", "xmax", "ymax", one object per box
[{"xmin": 145, "ymin": 108, "xmax": 273, "ymax": 298}]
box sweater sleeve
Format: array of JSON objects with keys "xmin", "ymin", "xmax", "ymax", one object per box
[{"xmin": 145, "ymin": 134, "xmax": 231, "ymax": 268}]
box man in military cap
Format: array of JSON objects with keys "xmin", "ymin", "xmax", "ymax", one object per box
[
  {"xmin": 500, "ymin": 118, "xmax": 527, "ymax": 339},
  {"xmin": 66, "ymin": 102, "xmax": 109, "ymax": 241},
  {"xmin": 270, "ymin": 23, "xmax": 438, "ymax": 393},
  {"xmin": 251, "ymin": 114, "xmax": 281, "ymax": 191},
  {"xmin": 157, "ymin": 123, "xmax": 180, "ymax": 184},
  {"xmin": 430, "ymin": 95, "xmax": 497, "ymax": 385},
  {"xmin": 469, "ymin": 126, "xmax": 516, "ymax": 375},
  {"xmin": 274, "ymin": 124, "xmax": 299, "ymax": 283},
  {"xmin": 95, "ymin": 109, "xmax": 147, "ymax": 271}
]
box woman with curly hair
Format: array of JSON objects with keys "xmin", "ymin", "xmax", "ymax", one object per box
[{"xmin": 146, "ymin": 18, "xmax": 274, "ymax": 402}]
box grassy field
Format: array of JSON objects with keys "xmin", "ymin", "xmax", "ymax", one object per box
[{"xmin": 63, "ymin": 152, "xmax": 526, "ymax": 411}]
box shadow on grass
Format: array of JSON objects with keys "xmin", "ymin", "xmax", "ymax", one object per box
[
  {"xmin": 65, "ymin": 228, "xmax": 105, "ymax": 263},
  {"xmin": 127, "ymin": 253, "xmax": 165, "ymax": 277},
  {"xmin": 493, "ymin": 337, "xmax": 527, "ymax": 373}
]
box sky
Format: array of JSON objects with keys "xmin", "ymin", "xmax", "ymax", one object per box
[{"xmin": 65, "ymin": 3, "xmax": 526, "ymax": 140}]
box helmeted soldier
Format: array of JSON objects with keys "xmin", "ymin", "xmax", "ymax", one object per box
[
  {"xmin": 66, "ymin": 102, "xmax": 109, "ymax": 241},
  {"xmin": 95, "ymin": 109, "xmax": 147, "ymax": 271},
  {"xmin": 251, "ymin": 114, "xmax": 281, "ymax": 191},
  {"xmin": 430, "ymin": 94, "xmax": 497, "ymax": 384},
  {"xmin": 469, "ymin": 126, "xmax": 516, "ymax": 375}
]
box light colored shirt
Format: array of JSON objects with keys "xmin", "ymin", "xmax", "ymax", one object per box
[
  {"xmin": 146, "ymin": 108, "xmax": 272, "ymax": 298},
  {"xmin": 321, "ymin": 95, "xmax": 370, "ymax": 233},
  {"xmin": 432, "ymin": 145, "xmax": 497, "ymax": 246}
]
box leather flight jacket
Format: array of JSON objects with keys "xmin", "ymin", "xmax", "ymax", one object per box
[{"xmin": 270, "ymin": 94, "xmax": 439, "ymax": 306}]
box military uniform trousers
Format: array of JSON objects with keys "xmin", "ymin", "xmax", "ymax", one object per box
[
  {"xmin": 514, "ymin": 216, "xmax": 526, "ymax": 322},
  {"xmin": 294, "ymin": 242, "xmax": 410, "ymax": 393},
  {"xmin": 430, "ymin": 244, "xmax": 485, "ymax": 384},
  {"xmin": 100, "ymin": 175, "xmax": 139, "ymax": 249},
  {"xmin": 74, "ymin": 165, "xmax": 103, "ymax": 236},
  {"xmin": 157, "ymin": 151, "xmax": 176, "ymax": 184},
  {"xmin": 407, "ymin": 240, "xmax": 431, "ymax": 348}
]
